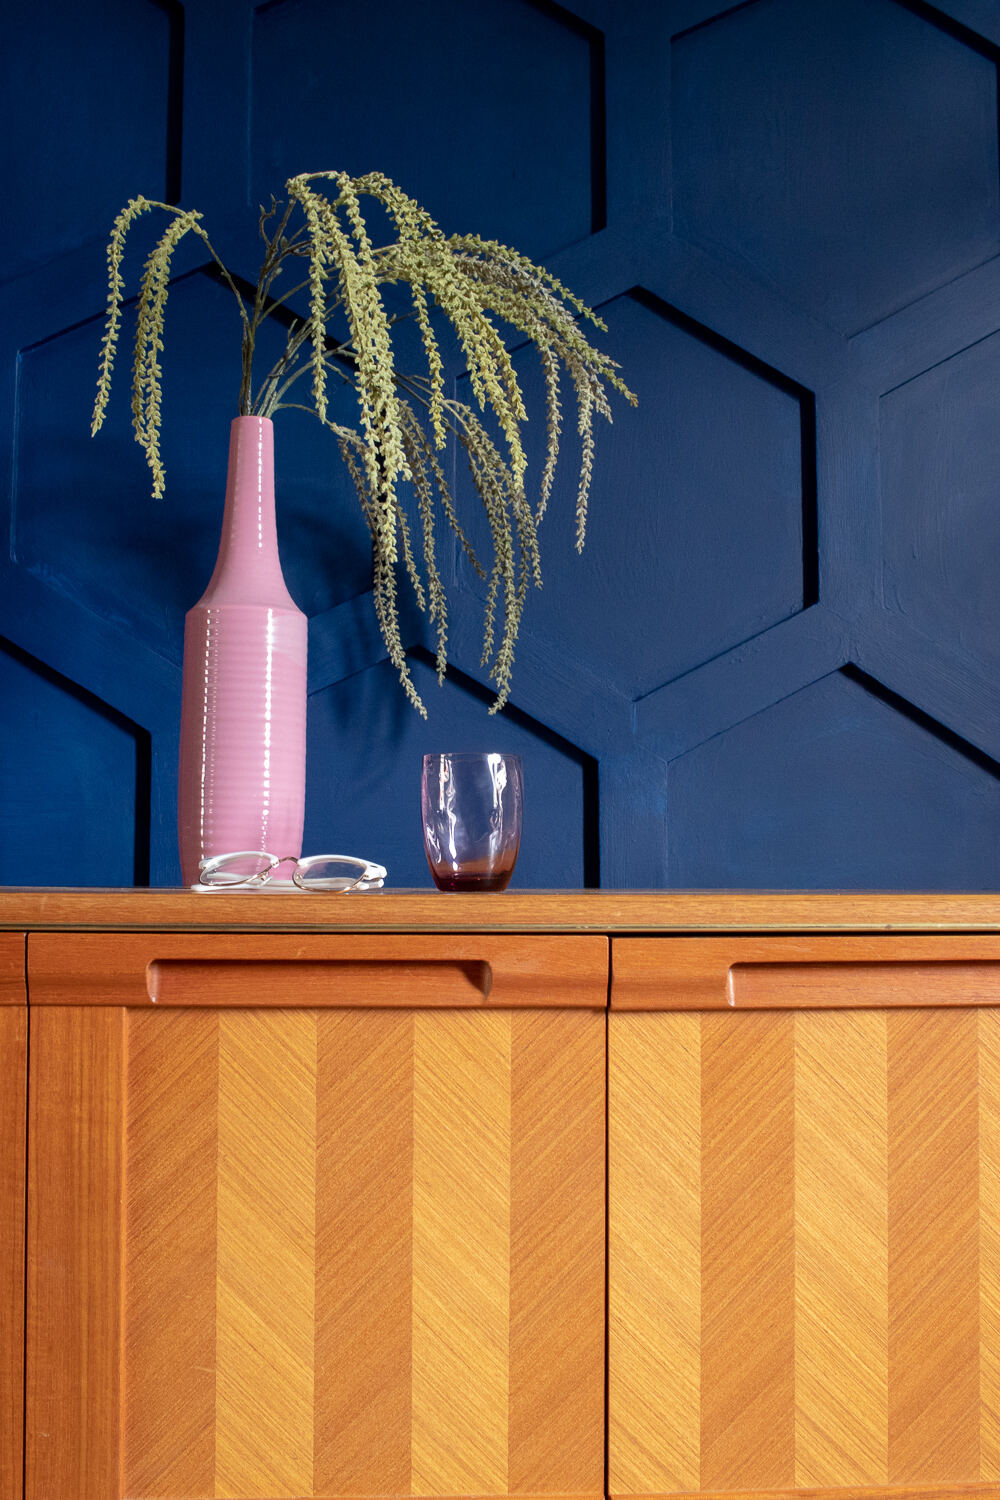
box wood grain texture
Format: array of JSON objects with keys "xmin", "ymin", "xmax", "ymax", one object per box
[
  {"xmin": 314, "ymin": 1011, "xmax": 413, "ymax": 1496},
  {"xmin": 12, "ymin": 887, "xmax": 1000, "ymax": 935},
  {"xmin": 216, "ymin": 1010, "xmax": 317, "ymax": 1499},
  {"xmin": 609, "ymin": 1012, "xmax": 700, "ymax": 1495},
  {"xmin": 0, "ymin": 933, "xmax": 23, "ymax": 1003},
  {"xmin": 29, "ymin": 990, "xmax": 604, "ymax": 1500},
  {"xmin": 412, "ymin": 1010, "xmax": 511, "ymax": 1496},
  {"xmin": 794, "ymin": 1011, "xmax": 888, "ymax": 1487},
  {"xmin": 0, "ymin": 1006, "xmax": 25, "ymax": 1500},
  {"xmin": 981, "ymin": 1010, "xmax": 1000, "ymax": 1479},
  {"xmin": 29, "ymin": 931, "xmax": 609, "ymax": 1008},
  {"xmin": 509, "ymin": 1010, "xmax": 605, "ymax": 1495},
  {"xmin": 26, "ymin": 1006, "xmax": 124, "ymax": 1500},
  {"xmin": 612, "ymin": 935, "xmax": 1000, "ymax": 1009},
  {"xmin": 701, "ymin": 1011, "xmax": 796, "ymax": 1490},
  {"xmin": 124, "ymin": 1008, "xmax": 218, "ymax": 1497},
  {"xmin": 888, "ymin": 1009, "xmax": 980, "ymax": 1483},
  {"xmin": 610, "ymin": 994, "xmax": 1000, "ymax": 1499},
  {"xmin": 615, "ymin": 1488, "xmax": 1000, "ymax": 1500}
]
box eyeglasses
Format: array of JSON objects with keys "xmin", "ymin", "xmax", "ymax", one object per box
[{"xmin": 195, "ymin": 851, "xmax": 387, "ymax": 892}]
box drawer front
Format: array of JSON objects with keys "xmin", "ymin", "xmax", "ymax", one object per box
[
  {"xmin": 27, "ymin": 998, "xmax": 605, "ymax": 1500},
  {"xmin": 609, "ymin": 935, "xmax": 1000, "ymax": 1500},
  {"xmin": 612, "ymin": 932, "xmax": 1000, "ymax": 1009},
  {"xmin": 29, "ymin": 930, "xmax": 609, "ymax": 1008}
]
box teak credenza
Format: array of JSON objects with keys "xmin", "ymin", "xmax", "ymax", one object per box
[{"xmin": 4, "ymin": 889, "xmax": 1000, "ymax": 1500}]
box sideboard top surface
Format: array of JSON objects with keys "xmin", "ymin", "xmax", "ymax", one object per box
[{"xmin": 0, "ymin": 888, "xmax": 999, "ymax": 933}]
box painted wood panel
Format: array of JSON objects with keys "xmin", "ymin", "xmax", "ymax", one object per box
[
  {"xmin": 610, "ymin": 998, "xmax": 1000, "ymax": 1499},
  {"xmin": 28, "ymin": 1002, "xmax": 605, "ymax": 1500}
]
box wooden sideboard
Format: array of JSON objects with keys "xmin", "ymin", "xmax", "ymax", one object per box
[{"xmin": 4, "ymin": 889, "xmax": 1000, "ymax": 1500}]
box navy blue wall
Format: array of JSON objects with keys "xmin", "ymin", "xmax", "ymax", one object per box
[{"xmin": 4, "ymin": 0, "xmax": 1000, "ymax": 890}]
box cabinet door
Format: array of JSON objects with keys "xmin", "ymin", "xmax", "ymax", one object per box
[
  {"xmin": 26, "ymin": 931, "xmax": 607, "ymax": 1500},
  {"xmin": 609, "ymin": 934, "xmax": 1000, "ymax": 1500},
  {"xmin": 0, "ymin": 934, "xmax": 25, "ymax": 1500}
]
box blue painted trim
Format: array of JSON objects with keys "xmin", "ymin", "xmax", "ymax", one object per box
[{"xmin": 636, "ymin": 606, "xmax": 854, "ymax": 756}]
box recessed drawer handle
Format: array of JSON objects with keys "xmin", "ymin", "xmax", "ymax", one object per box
[
  {"xmin": 147, "ymin": 958, "xmax": 493, "ymax": 1007},
  {"xmin": 612, "ymin": 935, "xmax": 1000, "ymax": 1010},
  {"xmin": 729, "ymin": 959, "xmax": 1000, "ymax": 1009},
  {"xmin": 28, "ymin": 932, "xmax": 608, "ymax": 1008}
]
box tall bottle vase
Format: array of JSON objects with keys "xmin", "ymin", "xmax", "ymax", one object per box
[{"xmin": 178, "ymin": 416, "xmax": 308, "ymax": 887}]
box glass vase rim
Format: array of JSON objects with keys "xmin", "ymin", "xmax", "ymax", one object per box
[{"xmin": 422, "ymin": 751, "xmax": 523, "ymax": 762}]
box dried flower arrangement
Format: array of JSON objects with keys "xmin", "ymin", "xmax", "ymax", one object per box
[{"xmin": 91, "ymin": 170, "xmax": 635, "ymax": 712}]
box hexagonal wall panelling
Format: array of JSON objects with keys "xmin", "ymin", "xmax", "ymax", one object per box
[
  {"xmin": 448, "ymin": 289, "xmax": 814, "ymax": 702},
  {"xmin": 671, "ymin": 0, "xmax": 1000, "ymax": 335},
  {"xmin": 0, "ymin": 636, "xmax": 150, "ymax": 886},
  {"xmin": 249, "ymin": 0, "xmax": 604, "ymax": 260},
  {"xmin": 14, "ymin": 269, "xmax": 376, "ymax": 663},
  {"xmin": 665, "ymin": 666, "xmax": 1000, "ymax": 889},
  {"xmin": 881, "ymin": 325, "xmax": 1000, "ymax": 680},
  {"xmin": 303, "ymin": 652, "xmax": 598, "ymax": 888},
  {"xmin": 0, "ymin": 0, "xmax": 181, "ymax": 285}
]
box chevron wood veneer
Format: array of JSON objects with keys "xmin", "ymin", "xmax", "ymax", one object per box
[
  {"xmin": 609, "ymin": 1004, "xmax": 1000, "ymax": 1498},
  {"xmin": 98, "ymin": 1005, "xmax": 603, "ymax": 1500},
  {"xmin": 315, "ymin": 1010, "xmax": 413, "ymax": 1496}
]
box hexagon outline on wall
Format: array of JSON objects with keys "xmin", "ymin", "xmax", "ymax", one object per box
[
  {"xmin": 0, "ymin": 0, "xmax": 185, "ymax": 290},
  {"xmin": 7, "ymin": 217, "xmax": 820, "ymax": 733},
  {"xmin": 425, "ymin": 590, "xmax": 635, "ymax": 756},
  {"xmin": 667, "ymin": 0, "xmax": 1000, "ymax": 337},
  {"xmin": 8, "ymin": 263, "xmax": 232, "ymax": 646},
  {"xmin": 659, "ymin": 660, "xmax": 1000, "ymax": 889},
  {"xmin": 0, "ymin": 632, "xmax": 153, "ymax": 886},
  {"xmin": 633, "ymin": 285, "xmax": 819, "ymax": 617},
  {"xmin": 634, "ymin": 604, "xmax": 855, "ymax": 756},
  {"xmin": 876, "ymin": 317, "xmax": 1000, "ymax": 695},
  {"xmin": 849, "ymin": 602, "xmax": 1000, "ymax": 771},
  {"xmin": 837, "ymin": 662, "xmax": 1000, "ymax": 785},
  {"xmin": 449, "ymin": 282, "xmax": 819, "ymax": 706},
  {"xmin": 149, "ymin": 0, "xmax": 185, "ymax": 206},
  {"xmin": 248, "ymin": 0, "xmax": 608, "ymax": 261},
  {"xmin": 10, "ymin": 258, "xmax": 382, "ymax": 663},
  {"xmin": 655, "ymin": 655, "xmax": 1000, "ymax": 774},
  {"xmin": 8, "ymin": 241, "xmax": 610, "ymax": 710}
]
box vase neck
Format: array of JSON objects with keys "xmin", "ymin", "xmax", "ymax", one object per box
[{"xmin": 199, "ymin": 416, "xmax": 298, "ymax": 609}]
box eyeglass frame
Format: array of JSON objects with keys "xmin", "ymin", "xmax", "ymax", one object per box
[{"xmin": 196, "ymin": 850, "xmax": 387, "ymax": 892}]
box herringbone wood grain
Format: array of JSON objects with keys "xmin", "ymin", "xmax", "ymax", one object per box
[
  {"xmin": 610, "ymin": 1004, "xmax": 1000, "ymax": 1498},
  {"xmin": 34, "ymin": 1003, "xmax": 605, "ymax": 1500}
]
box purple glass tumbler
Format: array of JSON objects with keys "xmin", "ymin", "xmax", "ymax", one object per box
[{"xmin": 421, "ymin": 753, "xmax": 523, "ymax": 891}]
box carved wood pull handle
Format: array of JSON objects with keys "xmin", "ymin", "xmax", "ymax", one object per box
[
  {"xmin": 28, "ymin": 931, "xmax": 608, "ymax": 1009},
  {"xmin": 611, "ymin": 935, "xmax": 1000, "ymax": 1010}
]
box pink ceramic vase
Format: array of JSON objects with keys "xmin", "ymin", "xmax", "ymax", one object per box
[{"xmin": 177, "ymin": 416, "xmax": 308, "ymax": 886}]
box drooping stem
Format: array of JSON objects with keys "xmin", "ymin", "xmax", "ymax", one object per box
[{"xmin": 91, "ymin": 171, "xmax": 636, "ymax": 713}]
